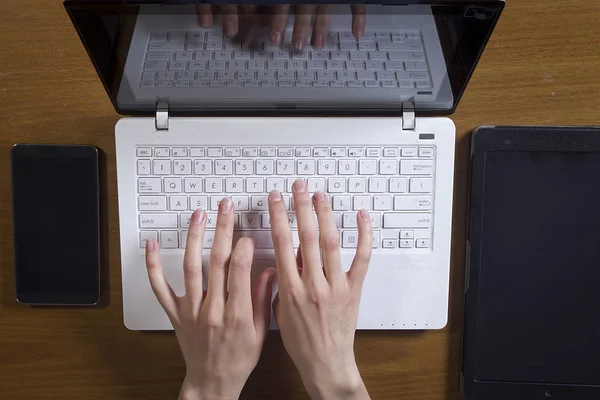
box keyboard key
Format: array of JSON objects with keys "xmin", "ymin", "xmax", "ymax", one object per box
[
  {"xmin": 297, "ymin": 159, "xmax": 316, "ymax": 174},
  {"xmin": 225, "ymin": 177, "xmax": 244, "ymax": 193},
  {"xmin": 373, "ymin": 195, "xmax": 392, "ymax": 211},
  {"xmin": 205, "ymin": 177, "xmax": 223, "ymax": 192},
  {"xmin": 260, "ymin": 147, "xmax": 276, "ymax": 157},
  {"xmin": 190, "ymin": 196, "xmax": 208, "ymax": 210},
  {"xmin": 389, "ymin": 177, "xmax": 408, "ymax": 193},
  {"xmin": 231, "ymin": 196, "xmax": 249, "ymax": 211},
  {"xmin": 139, "ymin": 213, "xmax": 178, "ymax": 229},
  {"xmin": 343, "ymin": 212, "xmax": 357, "ymax": 228},
  {"xmin": 338, "ymin": 159, "xmax": 357, "ymax": 175},
  {"xmin": 394, "ymin": 195, "xmax": 432, "ymax": 211},
  {"xmin": 400, "ymin": 239, "xmax": 414, "ymax": 248},
  {"xmin": 235, "ymin": 159, "xmax": 253, "ymax": 175},
  {"xmin": 173, "ymin": 159, "xmax": 192, "ymax": 175},
  {"xmin": 164, "ymin": 177, "xmax": 182, "ymax": 193},
  {"xmin": 416, "ymin": 238, "xmax": 431, "ymax": 248},
  {"xmin": 138, "ymin": 196, "xmax": 167, "ymax": 211},
  {"xmin": 400, "ymin": 230, "xmax": 414, "ymax": 239},
  {"xmin": 382, "ymin": 238, "xmax": 397, "ymax": 248},
  {"xmin": 401, "ymin": 147, "xmax": 418, "ymax": 157},
  {"xmin": 194, "ymin": 160, "xmax": 212, "ymax": 175},
  {"xmin": 409, "ymin": 178, "xmax": 433, "ymax": 193},
  {"xmin": 369, "ymin": 177, "xmax": 387, "ymax": 193},
  {"xmin": 332, "ymin": 195, "xmax": 351, "ymax": 210},
  {"xmin": 256, "ymin": 160, "xmax": 274, "ymax": 175},
  {"xmin": 207, "ymin": 147, "xmax": 223, "ymax": 157},
  {"xmin": 342, "ymin": 231, "xmax": 359, "ymax": 248},
  {"xmin": 277, "ymin": 160, "xmax": 295, "ymax": 175},
  {"xmin": 215, "ymin": 160, "xmax": 233, "ymax": 175},
  {"xmin": 383, "ymin": 213, "xmax": 432, "ymax": 228},
  {"xmin": 244, "ymin": 177, "xmax": 264, "ymax": 193},
  {"xmin": 140, "ymin": 231, "xmax": 158, "ymax": 248},
  {"xmin": 184, "ymin": 178, "xmax": 202, "ymax": 193},
  {"xmin": 144, "ymin": 62, "xmax": 168, "ymax": 71},
  {"xmin": 137, "ymin": 160, "xmax": 151, "ymax": 175},
  {"xmin": 384, "ymin": 147, "xmax": 400, "ymax": 157},
  {"xmin": 359, "ymin": 159, "xmax": 377, "ymax": 175},
  {"xmin": 266, "ymin": 177, "xmax": 285, "ymax": 191},
  {"xmin": 353, "ymin": 195, "xmax": 371, "ymax": 210},
  {"xmin": 153, "ymin": 160, "xmax": 171, "ymax": 175},
  {"xmin": 366, "ymin": 147, "xmax": 381, "ymax": 157},
  {"xmin": 348, "ymin": 177, "xmax": 366, "ymax": 193},
  {"xmin": 328, "ymin": 177, "xmax": 346, "ymax": 193},
  {"xmin": 400, "ymin": 160, "xmax": 434, "ymax": 175},
  {"xmin": 251, "ymin": 196, "xmax": 269, "ymax": 211},
  {"xmin": 379, "ymin": 160, "xmax": 398, "ymax": 175},
  {"xmin": 419, "ymin": 147, "xmax": 434, "ymax": 157},
  {"xmin": 169, "ymin": 196, "xmax": 188, "ymax": 211},
  {"xmin": 318, "ymin": 159, "xmax": 336, "ymax": 175},
  {"xmin": 307, "ymin": 177, "xmax": 326, "ymax": 192}
]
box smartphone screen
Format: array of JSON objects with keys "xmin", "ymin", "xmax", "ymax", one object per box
[{"xmin": 11, "ymin": 144, "xmax": 100, "ymax": 305}]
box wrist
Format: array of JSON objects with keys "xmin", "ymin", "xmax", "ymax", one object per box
[
  {"xmin": 178, "ymin": 375, "xmax": 241, "ymax": 400},
  {"xmin": 304, "ymin": 364, "xmax": 370, "ymax": 400}
]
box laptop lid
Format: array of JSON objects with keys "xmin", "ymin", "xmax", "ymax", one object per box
[{"xmin": 64, "ymin": 0, "xmax": 504, "ymax": 117}]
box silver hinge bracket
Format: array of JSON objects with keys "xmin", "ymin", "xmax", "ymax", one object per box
[
  {"xmin": 156, "ymin": 101, "xmax": 169, "ymax": 131},
  {"xmin": 402, "ymin": 101, "xmax": 416, "ymax": 131}
]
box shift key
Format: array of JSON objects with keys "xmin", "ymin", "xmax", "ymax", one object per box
[
  {"xmin": 383, "ymin": 213, "xmax": 432, "ymax": 228},
  {"xmin": 139, "ymin": 213, "xmax": 178, "ymax": 228}
]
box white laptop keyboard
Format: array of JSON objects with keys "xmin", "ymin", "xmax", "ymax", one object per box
[
  {"xmin": 141, "ymin": 30, "xmax": 432, "ymax": 90},
  {"xmin": 136, "ymin": 145, "xmax": 435, "ymax": 251}
]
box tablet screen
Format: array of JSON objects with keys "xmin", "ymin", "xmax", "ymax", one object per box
[{"xmin": 475, "ymin": 151, "xmax": 600, "ymax": 385}]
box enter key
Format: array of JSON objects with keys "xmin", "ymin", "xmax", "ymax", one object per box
[{"xmin": 394, "ymin": 195, "xmax": 432, "ymax": 211}]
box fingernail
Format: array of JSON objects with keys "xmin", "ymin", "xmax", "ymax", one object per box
[
  {"xmin": 200, "ymin": 14, "xmax": 212, "ymax": 27},
  {"xmin": 269, "ymin": 190, "xmax": 282, "ymax": 201},
  {"xmin": 220, "ymin": 197, "xmax": 233, "ymax": 214},
  {"xmin": 313, "ymin": 33, "xmax": 325, "ymax": 49},
  {"xmin": 293, "ymin": 35, "xmax": 306, "ymax": 50},
  {"xmin": 191, "ymin": 209, "xmax": 205, "ymax": 224},
  {"xmin": 146, "ymin": 238, "xmax": 154, "ymax": 252},
  {"xmin": 271, "ymin": 31, "xmax": 282, "ymax": 45},
  {"xmin": 224, "ymin": 21, "xmax": 236, "ymax": 37},
  {"xmin": 313, "ymin": 191, "xmax": 325, "ymax": 202},
  {"xmin": 293, "ymin": 179, "xmax": 306, "ymax": 193},
  {"xmin": 359, "ymin": 209, "xmax": 370, "ymax": 222}
]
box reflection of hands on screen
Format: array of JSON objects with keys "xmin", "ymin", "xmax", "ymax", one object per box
[{"xmin": 196, "ymin": 4, "xmax": 366, "ymax": 49}]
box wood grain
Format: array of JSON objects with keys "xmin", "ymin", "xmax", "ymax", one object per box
[{"xmin": 1, "ymin": 1, "xmax": 599, "ymax": 399}]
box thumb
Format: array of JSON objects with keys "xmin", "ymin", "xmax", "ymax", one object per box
[{"xmin": 252, "ymin": 267, "xmax": 277, "ymax": 339}]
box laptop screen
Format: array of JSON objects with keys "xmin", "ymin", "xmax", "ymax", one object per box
[{"xmin": 64, "ymin": 1, "xmax": 504, "ymax": 116}]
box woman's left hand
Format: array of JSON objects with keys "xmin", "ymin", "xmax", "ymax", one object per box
[{"xmin": 145, "ymin": 199, "xmax": 276, "ymax": 400}]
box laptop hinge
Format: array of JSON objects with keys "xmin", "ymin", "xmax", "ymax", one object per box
[
  {"xmin": 155, "ymin": 101, "xmax": 169, "ymax": 131},
  {"xmin": 402, "ymin": 101, "xmax": 416, "ymax": 131}
]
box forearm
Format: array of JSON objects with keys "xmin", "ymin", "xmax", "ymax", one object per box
[
  {"xmin": 303, "ymin": 365, "xmax": 371, "ymax": 400},
  {"xmin": 178, "ymin": 375, "xmax": 241, "ymax": 400}
]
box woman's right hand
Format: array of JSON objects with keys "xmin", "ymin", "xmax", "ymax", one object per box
[{"xmin": 267, "ymin": 180, "xmax": 372, "ymax": 400}]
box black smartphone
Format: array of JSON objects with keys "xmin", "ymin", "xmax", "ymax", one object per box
[{"xmin": 11, "ymin": 144, "xmax": 101, "ymax": 305}]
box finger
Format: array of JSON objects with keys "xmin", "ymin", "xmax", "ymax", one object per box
[
  {"xmin": 253, "ymin": 267, "xmax": 277, "ymax": 339},
  {"xmin": 268, "ymin": 190, "xmax": 301, "ymax": 286},
  {"xmin": 269, "ymin": 4, "xmax": 290, "ymax": 45},
  {"xmin": 292, "ymin": 5, "xmax": 314, "ymax": 50},
  {"xmin": 220, "ymin": 4, "xmax": 239, "ymax": 37},
  {"xmin": 347, "ymin": 209, "xmax": 373, "ymax": 286},
  {"xmin": 196, "ymin": 4, "xmax": 213, "ymax": 27},
  {"xmin": 182, "ymin": 209, "xmax": 206, "ymax": 303},
  {"xmin": 311, "ymin": 5, "xmax": 331, "ymax": 49},
  {"xmin": 146, "ymin": 239, "xmax": 178, "ymax": 317},
  {"xmin": 313, "ymin": 192, "xmax": 343, "ymax": 284},
  {"xmin": 296, "ymin": 247, "xmax": 303, "ymax": 276},
  {"xmin": 226, "ymin": 237, "xmax": 254, "ymax": 314},
  {"xmin": 292, "ymin": 180, "xmax": 326, "ymax": 284},
  {"xmin": 351, "ymin": 5, "xmax": 366, "ymax": 37},
  {"xmin": 206, "ymin": 197, "xmax": 234, "ymax": 306}
]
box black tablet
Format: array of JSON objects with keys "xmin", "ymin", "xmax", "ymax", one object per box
[{"xmin": 461, "ymin": 126, "xmax": 600, "ymax": 400}]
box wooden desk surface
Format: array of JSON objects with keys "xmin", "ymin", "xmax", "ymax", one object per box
[{"xmin": 1, "ymin": 1, "xmax": 599, "ymax": 398}]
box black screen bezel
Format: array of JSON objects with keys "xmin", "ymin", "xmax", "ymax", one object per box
[
  {"xmin": 63, "ymin": 0, "xmax": 505, "ymax": 117},
  {"xmin": 11, "ymin": 144, "xmax": 101, "ymax": 306},
  {"xmin": 462, "ymin": 126, "xmax": 600, "ymax": 400}
]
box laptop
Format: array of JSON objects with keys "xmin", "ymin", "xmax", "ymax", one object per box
[{"xmin": 64, "ymin": 0, "xmax": 504, "ymax": 330}]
